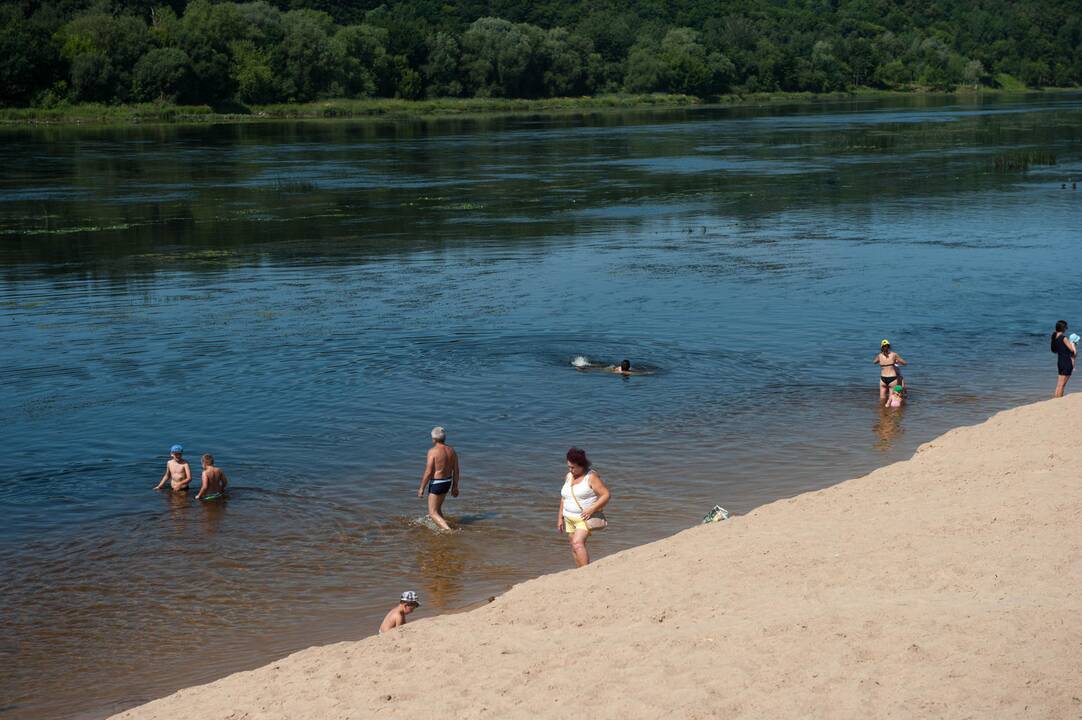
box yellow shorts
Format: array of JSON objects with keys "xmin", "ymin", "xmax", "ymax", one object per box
[{"xmin": 564, "ymin": 516, "xmax": 589, "ymax": 534}]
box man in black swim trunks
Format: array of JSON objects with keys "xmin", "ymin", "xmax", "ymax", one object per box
[{"xmin": 418, "ymin": 426, "xmax": 459, "ymax": 530}]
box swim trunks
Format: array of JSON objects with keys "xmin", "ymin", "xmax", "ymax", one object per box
[{"xmin": 428, "ymin": 478, "xmax": 453, "ymax": 495}]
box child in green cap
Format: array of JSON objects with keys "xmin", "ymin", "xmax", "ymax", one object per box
[{"xmin": 885, "ymin": 384, "xmax": 904, "ymax": 408}]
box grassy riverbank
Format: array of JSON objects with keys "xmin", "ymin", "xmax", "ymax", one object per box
[
  {"xmin": 2, "ymin": 87, "xmax": 1074, "ymax": 127},
  {"xmin": 0, "ymin": 94, "xmax": 699, "ymax": 125}
]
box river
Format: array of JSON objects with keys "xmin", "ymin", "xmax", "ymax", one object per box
[{"xmin": 1, "ymin": 93, "xmax": 1080, "ymax": 719}]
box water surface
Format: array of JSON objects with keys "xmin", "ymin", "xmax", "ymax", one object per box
[{"xmin": 2, "ymin": 94, "xmax": 1081, "ymax": 719}]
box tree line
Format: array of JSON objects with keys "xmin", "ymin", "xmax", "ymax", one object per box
[{"xmin": 2, "ymin": 0, "xmax": 1079, "ymax": 108}]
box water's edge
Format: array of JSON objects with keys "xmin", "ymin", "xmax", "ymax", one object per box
[{"xmin": 90, "ymin": 396, "xmax": 1022, "ymax": 720}]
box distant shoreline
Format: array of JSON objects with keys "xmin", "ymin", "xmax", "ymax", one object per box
[{"xmin": 2, "ymin": 88, "xmax": 1078, "ymax": 128}]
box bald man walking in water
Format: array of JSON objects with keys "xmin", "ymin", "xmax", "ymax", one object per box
[{"xmin": 418, "ymin": 426, "xmax": 459, "ymax": 530}]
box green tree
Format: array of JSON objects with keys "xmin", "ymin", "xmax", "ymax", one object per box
[
  {"xmin": 423, "ymin": 31, "xmax": 463, "ymax": 98},
  {"xmin": 575, "ymin": 9, "xmax": 637, "ymax": 90},
  {"xmin": 235, "ymin": 1, "xmax": 284, "ymax": 45},
  {"xmin": 132, "ymin": 47, "xmax": 192, "ymax": 101},
  {"xmin": 460, "ymin": 17, "xmax": 546, "ymax": 97},
  {"xmin": 841, "ymin": 37, "xmax": 879, "ymax": 87},
  {"xmin": 56, "ymin": 13, "xmax": 151, "ymax": 101},
  {"xmin": 874, "ymin": 58, "xmax": 909, "ymax": 87},
  {"xmin": 274, "ymin": 9, "xmax": 340, "ymax": 101},
  {"xmin": 231, "ymin": 40, "xmax": 278, "ymax": 103},
  {"xmin": 658, "ymin": 28, "xmax": 734, "ymax": 96},
  {"xmin": 3, "ymin": 0, "xmax": 1082, "ymax": 109},
  {"xmin": 363, "ymin": 5, "xmax": 429, "ymax": 69},
  {"xmin": 374, "ymin": 54, "xmax": 414, "ymax": 97},
  {"xmin": 914, "ymin": 37, "xmax": 960, "ymax": 90},
  {"xmin": 804, "ymin": 40, "xmax": 849, "ymax": 92},
  {"xmin": 333, "ymin": 24, "xmax": 388, "ymax": 97},
  {"xmin": 540, "ymin": 28, "xmax": 598, "ymax": 96},
  {"xmin": 69, "ymin": 53, "xmax": 113, "ymax": 101},
  {"xmin": 963, "ymin": 59, "xmax": 986, "ymax": 88},
  {"xmin": 0, "ymin": 5, "xmax": 60, "ymax": 105},
  {"xmin": 625, "ymin": 28, "xmax": 733, "ymax": 96},
  {"xmin": 1020, "ymin": 58, "xmax": 1052, "ymax": 87},
  {"xmin": 623, "ymin": 38, "xmax": 666, "ymax": 93},
  {"xmin": 398, "ymin": 67, "xmax": 422, "ymax": 98},
  {"xmin": 176, "ymin": 0, "xmax": 246, "ymax": 103}
]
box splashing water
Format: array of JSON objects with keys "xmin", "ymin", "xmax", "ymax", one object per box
[{"xmin": 571, "ymin": 356, "xmax": 590, "ymax": 368}]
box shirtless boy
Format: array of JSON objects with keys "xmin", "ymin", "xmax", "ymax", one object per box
[
  {"xmin": 195, "ymin": 453, "xmax": 228, "ymax": 501},
  {"xmin": 417, "ymin": 426, "xmax": 459, "ymax": 531},
  {"xmin": 155, "ymin": 445, "xmax": 192, "ymax": 491},
  {"xmin": 379, "ymin": 591, "xmax": 420, "ymax": 634}
]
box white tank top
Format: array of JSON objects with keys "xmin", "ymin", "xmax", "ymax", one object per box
[{"xmin": 561, "ymin": 470, "xmax": 598, "ymax": 519}]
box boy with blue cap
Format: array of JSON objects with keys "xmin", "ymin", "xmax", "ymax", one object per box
[{"xmin": 155, "ymin": 444, "xmax": 192, "ymax": 492}]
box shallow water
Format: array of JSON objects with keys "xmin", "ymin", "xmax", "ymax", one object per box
[{"xmin": 2, "ymin": 94, "xmax": 1081, "ymax": 719}]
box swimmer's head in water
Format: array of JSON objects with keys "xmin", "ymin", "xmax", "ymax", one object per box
[
  {"xmin": 431, "ymin": 426, "xmax": 446, "ymax": 443},
  {"xmin": 620, "ymin": 359, "xmax": 630, "ymax": 371}
]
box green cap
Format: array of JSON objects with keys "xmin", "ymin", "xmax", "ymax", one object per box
[{"xmin": 894, "ymin": 385, "xmax": 903, "ymax": 392}]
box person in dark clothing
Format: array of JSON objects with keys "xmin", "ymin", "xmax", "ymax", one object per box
[{"xmin": 1051, "ymin": 319, "xmax": 1076, "ymax": 398}]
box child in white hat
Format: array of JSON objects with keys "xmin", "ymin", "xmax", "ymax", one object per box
[{"xmin": 379, "ymin": 591, "xmax": 420, "ymax": 635}]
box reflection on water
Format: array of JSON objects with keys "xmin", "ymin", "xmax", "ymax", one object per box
[
  {"xmin": 414, "ymin": 526, "xmax": 468, "ymax": 611},
  {"xmin": 1, "ymin": 94, "xmax": 1081, "ymax": 720},
  {"xmin": 873, "ymin": 405, "xmax": 906, "ymax": 452}
]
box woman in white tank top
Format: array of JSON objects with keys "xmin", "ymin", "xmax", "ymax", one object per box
[{"xmin": 557, "ymin": 447, "xmax": 611, "ymax": 567}]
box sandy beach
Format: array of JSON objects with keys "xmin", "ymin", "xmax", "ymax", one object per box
[{"xmin": 111, "ymin": 396, "xmax": 1081, "ymax": 719}]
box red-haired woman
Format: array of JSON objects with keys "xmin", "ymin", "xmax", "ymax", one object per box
[{"xmin": 557, "ymin": 447, "xmax": 611, "ymax": 567}]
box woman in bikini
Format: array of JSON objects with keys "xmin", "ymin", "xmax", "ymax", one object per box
[{"xmin": 873, "ymin": 339, "xmax": 907, "ymax": 401}]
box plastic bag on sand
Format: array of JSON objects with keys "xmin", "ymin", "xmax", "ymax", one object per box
[{"xmin": 701, "ymin": 505, "xmax": 730, "ymax": 524}]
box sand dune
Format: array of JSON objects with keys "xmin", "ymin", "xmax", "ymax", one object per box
[{"xmin": 112, "ymin": 397, "xmax": 1082, "ymax": 719}]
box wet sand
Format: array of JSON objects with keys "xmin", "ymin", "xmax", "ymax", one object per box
[{"xmin": 110, "ymin": 395, "xmax": 1082, "ymax": 719}]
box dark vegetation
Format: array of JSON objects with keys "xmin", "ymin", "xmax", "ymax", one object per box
[
  {"xmin": 991, "ymin": 150, "xmax": 1058, "ymax": 172},
  {"xmin": 2, "ymin": 0, "xmax": 1080, "ymax": 110}
]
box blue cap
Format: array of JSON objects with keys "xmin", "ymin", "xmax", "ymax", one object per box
[{"xmin": 170, "ymin": 444, "xmax": 183, "ymax": 453}]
